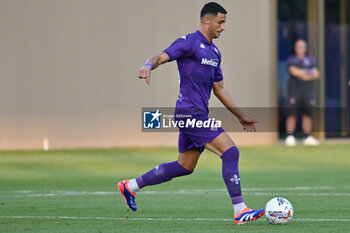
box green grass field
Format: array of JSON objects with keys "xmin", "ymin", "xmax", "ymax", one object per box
[{"xmin": 0, "ymin": 144, "xmax": 350, "ymax": 232}]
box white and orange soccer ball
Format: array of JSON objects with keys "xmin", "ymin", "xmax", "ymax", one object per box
[{"xmin": 265, "ymin": 197, "xmax": 294, "ymax": 224}]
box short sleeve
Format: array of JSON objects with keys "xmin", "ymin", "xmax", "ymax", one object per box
[
  {"xmin": 286, "ymin": 56, "xmax": 294, "ymax": 68},
  {"xmin": 214, "ymin": 63, "xmax": 223, "ymax": 82},
  {"xmin": 163, "ymin": 36, "xmax": 195, "ymax": 61}
]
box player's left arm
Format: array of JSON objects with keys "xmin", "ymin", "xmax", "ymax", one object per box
[{"xmin": 213, "ymin": 81, "xmax": 259, "ymax": 132}]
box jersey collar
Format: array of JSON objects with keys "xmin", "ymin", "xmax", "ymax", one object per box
[
  {"xmin": 196, "ymin": 30, "xmax": 211, "ymax": 45},
  {"xmin": 294, "ymin": 55, "xmax": 309, "ymax": 61}
]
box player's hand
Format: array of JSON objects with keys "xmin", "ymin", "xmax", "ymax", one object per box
[
  {"xmin": 138, "ymin": 65, "xmax": 151, "ymax": 85},
  {"xmin": 297, "ymin": 70, "xmax": 312, "ymax": 81},
  {"xmin": 238, "ymin": 114, "xmax": 259, "ymax": 132}
]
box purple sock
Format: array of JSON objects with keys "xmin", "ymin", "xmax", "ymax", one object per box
[
  {"xmin": 221, "ymin": 146, "xmax": 244, "ymax": 204},
  {"xmin": 135, "ymin": 161, "xmax": 192, "ymax": 189}
]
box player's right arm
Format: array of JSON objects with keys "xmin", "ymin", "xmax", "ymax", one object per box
[
  {"xmin": 138, "ymin": 52, "xmax": 169, "ymax": 85},
  {"xmin": 139, "ymin": 35, "xmax": 195, "ymax": 85}
]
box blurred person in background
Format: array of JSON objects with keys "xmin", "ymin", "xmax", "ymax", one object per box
[{"xmin": 285, "ymin": 39, "xmax": 320, "ymax": 146}]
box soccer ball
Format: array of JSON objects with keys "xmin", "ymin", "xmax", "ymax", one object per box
[{"xmin": 264, "ymin": 197, "xmax": 293, "ymax": 224}]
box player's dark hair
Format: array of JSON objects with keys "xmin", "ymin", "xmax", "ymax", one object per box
[{"xmin": 200, "ymin": 2, "xmax": 227, "ymax": 19}]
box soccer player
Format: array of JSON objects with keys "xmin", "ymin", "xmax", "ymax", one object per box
[
  {"xmin": 118, "ymin": 2, "xmax": 265, "ymax": 225},
  {"xmin": 284, "ymin": 39, "xmax": 320, "ymax": 146}
]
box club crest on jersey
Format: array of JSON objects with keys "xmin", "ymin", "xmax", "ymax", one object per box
[
  {"xmin": 201, "ymin": 58, "xmax": 218, "ymax": 67},
  {"xmin": 303, "ymin": 58, "xmax": 311, "ymax": 66}
]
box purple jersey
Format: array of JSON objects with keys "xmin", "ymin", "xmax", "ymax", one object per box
[
  {"xmin": 287, "ymin": 55, "xmax": 317, "ymax": 95},
  {"xmin": 163, "ymin": 30, "xmax": 223, "ymax": 117}
]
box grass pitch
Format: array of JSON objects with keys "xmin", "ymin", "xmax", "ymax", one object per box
[{"xmin": 0, "ymin": 144, "xmax": 350, "ymax": 232}]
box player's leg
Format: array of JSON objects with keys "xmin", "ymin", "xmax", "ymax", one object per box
[
  {"xmin": 285, "ymin": 94, "xmax": 298, "ymax": 146},
  {"xmin": 286, "ymin": 115, "xmax": 297, "ymax": 134},
  {"xmin": 302, "ymin": 114, "xmax": 319, "ymax": 145},
  {"xmin": 285, "ymin": 115, "xmax": 297, "ymax": 146},
  {"xmin": 301, "ymin": 96, "xmax": 319, "ymax": 145},
  {"xmin": 301, "ymin": 114, "xmax": 312, "ymax": 134},
  {"xmin": 205, "ymin": 132, "xmax": 264, "ymax": 225},
  {"xmin": 177, "ymin": 149, "xmax": 201, "ymax": 171},
  {"xmin": 206, "ymin": 132, "xmax": 244, "ymax": 209},
  {"xmin": 118, "ymin": 149, "xmax": 199, "ymax": 211},
  {"xmin": 133, "ymin": 149, "xmax": 199, "ymax": 189}
]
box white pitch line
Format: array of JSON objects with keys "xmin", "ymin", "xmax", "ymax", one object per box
[
  {"xmin": 0, "ymin": 215, "xmax": 349, "ymax": 222},
  {"xmin": 3, "ymin": 192, "xmax": 350, "ymax": 197},
  {"xmin": 242, "ymin": 192, "xmax": 350, "ymax": 197},
  {"xmin": 247, "ymin": 186, "xmax": 334, "ymax": 191},
  {"xmin": 0, "ymin": 186, "xmax": 334, "ymax": 194},
  {"xmin": 0, "ymin": 186, "xmax": 338, "ymax": 197},
  {"xmin": 295, "ymin": 218, "xmax": 350, "ymax": 222},
  {"xmin": 1, "ymin": 192, "xmax": 350, "ymax": 198},
  {"xmin": 0, "ymin": 191, "xmax": 116, "ymax": 197}
]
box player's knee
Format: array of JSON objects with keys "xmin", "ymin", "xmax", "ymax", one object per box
[
  {"xmin": 169, "ymin": 161, "xmax": 193, "ymax": 177},
  {"xmin": 179, "ymin": 164, "xmax": 194, "ymax": 175},
  {"xmin": 178, "ymin": 161, "xmax": 196, "ymax": 172},
  {"xmin": 220, "ymin": 146, "xmax": 239, "ymax": 161},
  {"xmin": 154, "ymin": 164, "xmax": 173, "ymax": 182},
  {"xmin": 155, "ymin": 161, "xmax": 193, "ymax": 182}
]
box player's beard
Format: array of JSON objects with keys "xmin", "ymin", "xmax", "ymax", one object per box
[
  {"xmin": 210, "ymin": 29, "xmax": 219, "ymax": 39},
  {"xmin": 213, "ymin": 28, "xmax": 223, "ymax": 39},
  {"xmin": 213, "ymin": 32, "xmax": 221, "ymax": 39}
]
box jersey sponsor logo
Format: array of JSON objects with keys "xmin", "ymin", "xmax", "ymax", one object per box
[{"xmin": 201, "ymin": 58, "xmax": 218, "ymax": 67}]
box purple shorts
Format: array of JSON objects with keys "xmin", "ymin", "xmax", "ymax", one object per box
[{"xmin": 178, "ymin": 127, "xmax": 224, "ymax": 154}]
